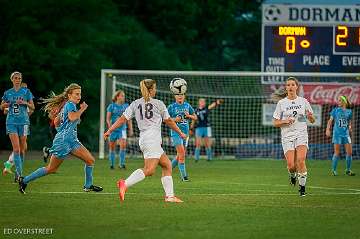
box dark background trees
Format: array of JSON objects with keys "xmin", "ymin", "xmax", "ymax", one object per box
[{"xmin": 0, "ymin": 0, "xmax": 262, "ymax": 150}]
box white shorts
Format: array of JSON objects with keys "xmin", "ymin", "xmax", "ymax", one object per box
[
  {"xmin": 282, "ymin": 136, "xmax": 308, "ymax": 154},
  {"xmin": 139, "ymin": 142, "xmax": 164, "ymax": 159}
]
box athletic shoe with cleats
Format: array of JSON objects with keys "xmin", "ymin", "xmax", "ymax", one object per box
[
  {"xmin": 18, "ymin": 177, "xmax": 27, "ymax": 194},
  {"xmin": 117, "ymin": 179, "xmax": 127, "ymax": 201},
  {"xmin": 119, "ymin": 165, "xmax": 126, "ymax": 170},
  {"xmin": 346, "ymin": 170, "xmax": 355, "ymax": 176},
  {"xmin": 332, "ymin": 171, "xmax": 338, "ymax": 176},
  {"xmin": 42, "ymin": 146, "xmax": 49, "ymax": 163},
  {"xmin": 299, "ymin": 185, "xmax": 306, "ymax": 197},
  {"xmin": 181, "ymin": 176, "xmax": 190, "ymax": 182},
  {"xmin": 2, "ymin": 162, "xmax": 13, "ymax": 176},
  {"xmin": 83, "ymin": 185, "xmax": 103, "ymax": 192},
  {"xmin": 290, "ymin": 176, "xmax": 296, "ymax": 186},
  {"xmin": 110, "ymin": 166, "xmax": 114, "ymax": 170},
  {"xmin": 165, "ymin": 196, "xmax": 183, "ymax": 203}
]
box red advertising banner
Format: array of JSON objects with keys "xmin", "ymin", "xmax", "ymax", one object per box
[
  {"xmin": 303, "ymin": 84, "xmax": 360, "ymax": 105},
  {"xmin": 266, "ymin": 83, "xmax": 360, "ymax": 105}
]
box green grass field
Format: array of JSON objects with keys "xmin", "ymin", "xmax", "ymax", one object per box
[{"xmin": 0, "ymin": 155, "xmax": 359, "ymax": 239}]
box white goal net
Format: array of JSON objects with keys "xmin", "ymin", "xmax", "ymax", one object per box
[{"xmin": 99, "ymin": 70, "xmax": 360, "ymax": 161}]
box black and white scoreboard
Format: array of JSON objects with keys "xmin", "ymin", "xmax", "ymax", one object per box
[{"xmin": 262, "ymin": 2, "xmax": 360, "ymax": 73}]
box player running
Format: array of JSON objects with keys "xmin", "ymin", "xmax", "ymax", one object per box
[
  {"xmin": 168, "ymin": 93, "xmax": 197, "ymax": 181},
  {"xmin": 272, "ymin": 77, "xmax": 315, "ymax": 196},
  {"xmin": 18, "ymin": 83, "xmax": 103, "ymax": 194},
  {"xmin": 190, "ymin": 98, "xmax": 223, "ymax": 162},
  {"xmin": 106, "ymin": 90, "xmax": 133, "ymax": 169},
  {"xmin": 326, "ymin": 95, "xmax": 355, "ymax": 176},
  {"xmin": 104, "ymin": 79, "xmax": 186, "ymax": 203},
  {"xmin": 1, "ymin": 72, "xmax": 35, "ymax": 180}
]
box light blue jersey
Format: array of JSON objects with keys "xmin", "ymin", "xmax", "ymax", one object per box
[
  {"xmin": 57, "ymin": 101, "xmax": 80, "ymax": 139},
  {"xmin": 167, "ymin": 101, "xmax": 195, "ymax": 136},
  {"xmin": 2, "ymin": 87, "xmax": 33, "ymax": 125},
  {"xmin": 106, "ymin": 102, "xmax": 129, "ymax": 132},
  {"xmin": 331, "ymin": 107, "xmax": 352, "ymax": 138},
  {"xmin": 50, "ymin": 101, "xmax": 82, "ymax": 158}
]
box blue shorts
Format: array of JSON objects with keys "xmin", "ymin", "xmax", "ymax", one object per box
[
  {"xmin": 332, "ymin": 136, "xmax": 351, "ymax": 145},
  {"xmin": 50, "ymin": 134, "xmax": 82, "ymax": 159},
  {"xmin": 171, "ymin": 134, "xmax": 189, "ymax": 147},
  {"xmin": 195, "ymin": 127, "xmax": 212, "ymax": 138},
  {"xmin": 6, "ymin": 124, "xmax": 30, "ymax": 136},
  {"xmin": 109, "ymin": 129, "xmax": 127, "ymax": 142}
]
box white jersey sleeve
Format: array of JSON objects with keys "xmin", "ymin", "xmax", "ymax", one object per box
[
  {"xmin": 304, "ymin": 98, "xmax": 313, "ymax": 114},
  {"xmin": 159, "ymin": 101, "xmax": 170, "ymax": 120},
  {"xmin": 273, "ymin": 102, "xmax": 282, "ymax": 120},
  {"xmin": 123, "ymin": 101, "xmax": 136, "ymax": 120}
]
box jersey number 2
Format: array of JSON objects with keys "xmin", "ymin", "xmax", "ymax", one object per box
[{"xmin": 138, "ymin": 103, "xmax": 153, "ymax": 120}]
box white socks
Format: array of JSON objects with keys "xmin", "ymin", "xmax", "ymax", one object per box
[
  {"xmin": 161, "ymin": 176, "xmax": 174, "ymax": 197},
  {"xmin": 298, "ymin": 172, "xmax": 307, "ymax": 186},
  {"xmin": 125, "ymin": 169, "xmax": 145, "ymax": 188}
]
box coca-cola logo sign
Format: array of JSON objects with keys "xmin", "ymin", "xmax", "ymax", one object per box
[{"xmin": 267, "ymin": 83, "xmax": 360, "ymax": 105}]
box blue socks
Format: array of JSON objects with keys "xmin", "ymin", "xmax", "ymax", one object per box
[
  {"xmin": 171, "ymin": 158, "xmax": 178, "ymax": 168},
  {"xmin": 332, "ymin": 154, "xmax": 339, "ymax": 172},
  {"xmin": 206, "ymin": 148, "xmax": 212, "ymax": 161},
  {"xmin": 13, "ymin": 153, "xmax": 23, "ymax": 177},
  {"xmin": 109, "ymin": 151, "xmax": 115, "ymax": 167},
  {"xmin": 346, "ymin": 155, "xmax": 352, "ymax": 171},
  {"xmin": 179, "ymin": 163, "xmax": 187, "ymax": 179},
  {"xmin": 84, "ymin": 165, "xmax": 93, "ymax": 188},
  {"xmin": 195, "ymin": 148, "xmax": 200, "ymax": 161},
  {"xmin": 119, "ymin": 149, "xmax": 126, "ymax": 167},
  {"xmin": 24, "ymin": 167, "xmax": 47, "ymax": 184}
]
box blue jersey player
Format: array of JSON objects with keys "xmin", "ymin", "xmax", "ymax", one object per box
[
  {"xmin": 1, "ymin": 72, "xmax": 35, "ymax": 180},
  {"xmin": 168, "ymin": 94, "xmax": 197, "ymax": 181},
  {"xmin": 106, "ymin": 90, "xmax": 133, "ymax": 169},
  {"xmin": 18, "ymin": 83, "xmax": 103, "ymax": 194},
  {"xmin": 326, "ymin": 95, "xmax": 355, "ymax": 176},
  {"xmin": 191, "ymin": 98, "xmax": 223, "ymax": 162}
]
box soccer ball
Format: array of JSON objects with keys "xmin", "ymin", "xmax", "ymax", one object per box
[
  {"xmin": 170, "ymin": 78, "xmax": 187, "ymax": 95},
  {"xmin": 264, "ymin": 5, "xmax": 281, "ymax": 21}
]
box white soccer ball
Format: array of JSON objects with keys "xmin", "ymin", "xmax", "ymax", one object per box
[{"xmin": 170, "ymin": 78, "xmax": 187, "ymax": 95}]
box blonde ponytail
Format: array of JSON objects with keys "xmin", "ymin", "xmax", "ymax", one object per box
[
  {"xmin": 42, "ymin": 83, "xmax": 81, "ymax": 118},
  {"xmin": 140, "ymin": 79, "xmax": 156, "ymax": 102}
]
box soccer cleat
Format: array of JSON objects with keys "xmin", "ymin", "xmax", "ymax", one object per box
[
  {"xmin": 2, "ymin": 162, "xmax": 13, "ymax": 175},
  {"xmin": 165, "ymin": 196, "xmax": 183, "ymax": 203},
  {"xmin": 117, "ymin": 179, "xmax": 127, "ymax": 201},
  {"xmin": 299, "ymin": 185, "xmax": 306, "ymax": 197},
  {"xmin": 110, "ymin": 166, "xmax": 114, "ymax": 170},
  {"xmin": 345, "ymin": 170, "xmax": 356, "ymax": 176},
  {"xmin": 18, "ymin": 177, "xmax": 27, "ymax": 194},
  {"xmin": 332, "ymin": 171, "xmax": 338, "ymax": 176},
  {"xmin": 42, "ymin": 146, "xmax": 49, "ymax": 163},
  {"xmin": 181, "ymin": 176, "xmax": 190, "ymax": 182},
  {"xmin": 83, "ymin": 185, "xmax": 103, "ymax": 192},
  {"xmin": 119, "ymin": 165, "xmax": 126, "ymax": 170},
  {"xmin": 289, "ymin": 176, "xmax": 296, "ymax": 186}
]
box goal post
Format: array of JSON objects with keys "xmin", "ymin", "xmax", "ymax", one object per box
[{"xmin": 99, "ymin": 70, "xmax": 360, "ymax": 160}]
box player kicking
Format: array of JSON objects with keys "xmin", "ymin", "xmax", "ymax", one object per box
[
  {"xmin": 272, "ymin": 77, "xmax": 315, "ymax": 196},
  {"xmin": 106, "ymin": 90, "xmax": 133, "ymax": 169},
  {"xmin": 1, "ymin": 72, "xmax": 35, "ymax": 180},
  {"xmin": 326, "ymin": 95, "xmax": 355, "ymax": 176},
  {"xmin": 168, "ymin": 93, "xmax": 197, "ymax": 181},
  {"xmin": 104, "ymin": 79, "xmax": 186, "ymax": 203},
  {"xmin": 18, "ymin": 83, "xmax": 103, "ymax": 194},
  {"xmin": 190, "ymin": 98, "xmax": 223, "ymax": 162}
]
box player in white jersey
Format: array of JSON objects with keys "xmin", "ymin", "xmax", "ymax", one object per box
[
  {"xmin": 272, "ymin": 77, "xmax": 315, "ymax": 196},
  {"xmin": 104, "ymin": 79, "xmax": 186, "ymax": 203}
]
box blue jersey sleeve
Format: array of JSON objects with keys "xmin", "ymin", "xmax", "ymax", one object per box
[
  {"xmin": 188, "ymin": 104, "xmax": 195, "ymax": 115},
  {"xmin": 330, "ymin": 108, "xmax": 335, "ymax": 118},
  {"xmin": 26, "ymin": 89, "xmax": 34, "ymax": 101},
  {"xmin": 106, "ymin": 104, "xmax": 113, "ymax": 113},
  {"xmin": 64, "ymin": 102, "xmax": 77, "ymax": 116},
  {"xmin": 167, "ymin": 104, "xmax": 174, "ymax": 117}
]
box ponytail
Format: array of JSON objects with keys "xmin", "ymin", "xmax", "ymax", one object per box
[
  {"xmin": 42, "ymin": 83, "xmax": 81, "ymax": 118},
  {"xmin": 140, "ymin": 79, "xmax": 156, "ymax": 102}
]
